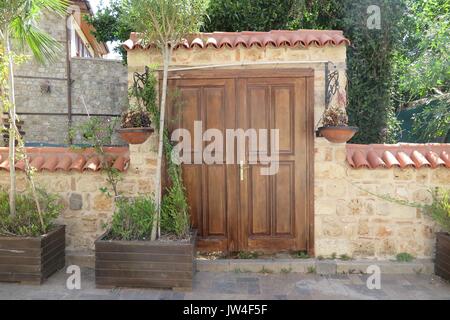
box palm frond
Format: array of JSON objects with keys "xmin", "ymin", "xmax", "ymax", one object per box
[
  {"xmin": 10, "ymin": 18, "xmax": 62, "ymax": 64},
  {"xmin": 34, "ymin": 0, "xmax": 70, "ymax": 16}
]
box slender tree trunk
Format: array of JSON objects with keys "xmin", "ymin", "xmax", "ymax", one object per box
[
  {"xmin": 151, "ymin": 44, "xmax": 171, "ymax": 241},
  {"xmin": 5, "ymin": 32, "xmax": 16, "ymax": 216}
]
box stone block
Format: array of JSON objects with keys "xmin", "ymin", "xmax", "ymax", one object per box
[{"xmin": 69, "ymin": 193, "xmax": 83, "ymax": 210}]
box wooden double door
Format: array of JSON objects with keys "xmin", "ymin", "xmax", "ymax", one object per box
[{"xmin": 167, "ymin": 69, "xmax": 314, "ymax": 253}]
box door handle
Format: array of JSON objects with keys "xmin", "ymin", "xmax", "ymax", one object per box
[{"xmin": 240, "ymin": 160, "xmax": 249, "ymax": 181}]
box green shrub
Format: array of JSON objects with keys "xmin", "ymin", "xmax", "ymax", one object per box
[
  {"xmin": 426, "ymin": 188, "xmax": 450, "ymax": 233},
  {"xmin": 0, "ymin": 189, "xmax": 63, "ymax": 237},
  {"xmin": 396, "ymin": 252, "xmax": 414, "ymax": 262},
  {"xmin": 160, "ymin": 167, "xmax": 190, "ymax": 239},
  {"xmin": 107, "ymin": 196, "xmax": 156, "ymax": 241},
  {"xmin": 294, "ymin": 251, "xmax": 310, "ymax": 259}
]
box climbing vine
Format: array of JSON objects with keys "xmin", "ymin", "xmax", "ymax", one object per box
[{"xmin": 133, "ymin": 68, "xmax": 190, "ymax": 238}]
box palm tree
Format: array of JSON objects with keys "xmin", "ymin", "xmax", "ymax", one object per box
[{"xmin": 0, "ymin": 0, "xmax": 68, "ymax": 216}]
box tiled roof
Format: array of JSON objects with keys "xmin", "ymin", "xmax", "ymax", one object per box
[
  {"xmin": 347, "ymin": 144, "xmax": 450, "ymax": 169},
  {"xmin": 124, "ymin": 30, "xmax": 350, "ymax": 51},
  {"xmin": 0, "ymin": 147, "xmax": 129, "ymax": 173}
]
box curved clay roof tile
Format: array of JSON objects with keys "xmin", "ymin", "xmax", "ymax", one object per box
[
  {"xmin": 382, "ymin": 151, "xmax": 401, "ymax": 168},
  {"xmin": 396, "ymin": 151, "xmax": 415, "ymax": 168},
  {"xmin": 70, "ymin": 155, "xmax": 86, "ymax": 172},
  {"xmin": 29, "ymin": 156, "xmax": 45, "ymax": 171},
  {"xmin": 425, "ymin": 151, "xmax": 446, "ymax": 168},
  {"xmin": 352, "ymin": 150, "xmax": 370, "ymax": 168},
  {"xmin": 55, "ymin": 155, "xmax": 72, "ymax": 171},
  {"xmin": 84, "ymin": 156, "xmax": 101, "ymax": 171},
  {"xmin": 367, "ymin": 150, "xmax": 386, "ymax": 168},
  {"xmin": 15, "ymin": 158, "xmax": 26, "ymax": 171},
  {"xmin": 441, "ymin": 151, "xmax": 450, "ymax": 168},
  {"xmin": 205, "ymin": 37, "xmax": 219, "ymax": 48},
  {"xmin": 410, "ymin": 150, "xmax": 431, "ymax": 168},
  {"xmin": 41, "ymin": 156, "xmax": 59, "ymax": 172}
]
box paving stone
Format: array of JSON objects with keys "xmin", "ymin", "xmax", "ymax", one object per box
[
  {"xmin": 316, "ymin": 261, "xmax": 337, "ymax": 275},
  {"xmin": 0, "ymin": 267, "xmax": 449, "ymax": 300}
]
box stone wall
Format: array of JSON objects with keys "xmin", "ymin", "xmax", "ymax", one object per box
[
  {"xmin": 11, "ymin": 12, "xmax": 128, "ymax": 145},
  {"xmin": 0, "ymin": 137, "xmax": 157, "ymax": 254},
  {"xmin": 127, "ymin": 45, "xmax": 348, "ymax": 126},
  {"xmin": 314, "ymin": 138, "xmax": 447, "ymax": 259}
]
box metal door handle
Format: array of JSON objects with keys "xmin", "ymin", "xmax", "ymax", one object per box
[{"xmin": 240, "ymin": 161, "xmax": 249, "ymax": 181}]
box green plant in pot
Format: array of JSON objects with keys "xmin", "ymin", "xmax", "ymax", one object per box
[
  {"xmin": 318, "ymin": 91, "xmax": 358, "ymax": 143},
  {"xmin": 0, "ymin": 188, "xmax": 65, "ymax": 284},
  {"xmin": 0, "ymin": 0, "xmax": 68, "ymax": 285},
  {"xmin": 117, "ymin": 105, "xmax": 154, "ymax": 145}
]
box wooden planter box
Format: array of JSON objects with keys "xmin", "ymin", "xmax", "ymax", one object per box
[
  {"xmin": 0, "ymin": 225, "xmax": 65, "ymax": 285},
  {"xmin": 435, "ymin": 232, "xmax": 450, "ymax": 281},
  {"xmin": 95, "ymin": 230, "xmax": 197, "ymax": 290}
]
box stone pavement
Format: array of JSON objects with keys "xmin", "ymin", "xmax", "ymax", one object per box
[{"xmin": 0, "ymin": 268, "xmax": 449, "ymax": 300}]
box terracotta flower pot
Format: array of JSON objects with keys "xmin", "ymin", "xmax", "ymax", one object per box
[
  {"xmin": 318, "ymin": 126, "xmax": 358, "ymax": 143},
  {"xmin": 116, "ymin": 127, "xmax": 154, "ymax": 145}
]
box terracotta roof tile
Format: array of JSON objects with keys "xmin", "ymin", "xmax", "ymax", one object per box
[
  {"xmin": 347, "ymin": 144, "xmax": 450, "ymax": 169},
  {"xmin": 124, "ymin": 30, "xmax": 350, "ymax": 51},
  {"xmin": 0, "ymin": 147, "xmax": 129, "ymax": 173}
]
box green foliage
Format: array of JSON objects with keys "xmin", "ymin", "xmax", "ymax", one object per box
[
  {"xmin": 160, "ymin": 170, "xmax": 190, "ymax": 238},
  {"xmin": 0, "ymin": 189, "xmax": 63, "ymax": 237},
  {"xmin": 396, "ymin": 252, "xmax": 414, "ymax": 262},
  {"xmin": 69, "ymin": 116, "xmax": 122, "ymax": 198},
  {"xmin": 129, "ymin": 0, "xmax": 207, "ymax": 48},
  {"xmin": 136, "ymin": 70, "xmax": 191, "ymax": 239},
  {"xmin": 341, "ymin": 0, "xmax": 404, "ymax": 143},
  {"xmin": 203, "ymin": 0, "xmax": 296, "ymax": 32},
  {"xmin": 294, "ymin": 251, "xmax": 310, "ymax": 259},
  {"xmin": 339, "ymin": 254, "xmax": 352, "ymax": 261},
  {"xmin": 412, "ymin": 98, "xmax": 450, "ymax": 142},
  {"xmin": 107, "ymin": 196, "xmax": 156, "ymax": 241},
  {"xmin": 0, "ymin": 0, "xmax": 69, "ymax": 64},
  {"xmin": 85, "ymin": 0, "xmax": 133, "ymax": 62},
  {"xmin": 392, "ymin": 0, "xmax": 450, "ymax": 103},
  {"xmin": 425, "ymin": 188, "xmax": 450, "ymax": 233}
]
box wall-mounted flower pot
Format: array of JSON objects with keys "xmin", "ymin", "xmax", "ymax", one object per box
[
  {"xmin": 116, "ymin": 127, "xmax": 154, "ymax": 145},
  {"xmin": 0, "ymin": 225, "xmax": 65, "ymax": 285},
  {"xmin": 317, "ymin": 126, "xmax": 359, "ymax": 143},
  {"xmin": 435, "ymin": 232, "xmax": 450, "ymax": 281},
  {"xmin": 95, "ymin": 229, "xmax": 197, "ymax": 290}
]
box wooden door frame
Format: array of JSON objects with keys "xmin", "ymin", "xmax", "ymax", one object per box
[{"xmin": 163, "ymin": 68, "xmax": 315, "ymax": 256}]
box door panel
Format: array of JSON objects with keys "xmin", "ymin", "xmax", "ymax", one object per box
[
  {"xmin": 168, "ymin": 79, "xmax": 237, "ymax": 252},
  {"xmin": 167, "ymin": 71, "xmax": 313, "ymax": 253},
  {"xmin": 239, "ymin": 77, "xmax": 308, "ymax": 252}
]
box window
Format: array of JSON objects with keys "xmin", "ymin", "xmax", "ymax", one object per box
[{"xmin": 74, "ymin": 33, "xmax": 92, "ymax": 58}]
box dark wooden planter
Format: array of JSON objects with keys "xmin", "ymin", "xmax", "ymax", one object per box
[
  {"xmin": 116, "ymin": 127, "xmax": 154, "ymax": 144},
  {"xmin": 95, "ymin": 230, "xmax": 197, "ymax": 290},
  {"xmin": 435, "ymin": 232, "xmax": 450, "ymax": 281},
  {"xmin": 0, "ymin": 225, "xmax": 65, "ymax": 285},
  {"xmin": 317, "ymin": 126, "xmax": 358, "ymax": 143}
]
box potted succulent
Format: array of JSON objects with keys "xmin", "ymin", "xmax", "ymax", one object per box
[
  {"xmin": 317, "ymin": 91, "xmax": 358, "ymax": 143},
  {"xmin": 116, "ymin": 107, "xmax": 154, "ymax": 145},
  {"xmin": 0, "ymin": 189, "xmax": 65, "ymax": 284}
]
